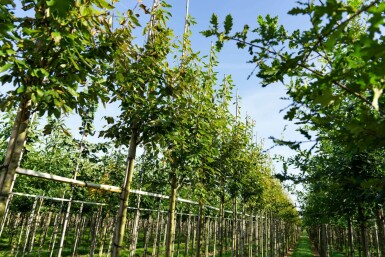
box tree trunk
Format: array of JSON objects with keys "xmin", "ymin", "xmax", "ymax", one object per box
[
  {"xmin": 205, "ymin": 217, "xmax": 210, "ymax": 257},
  {"xmin": 90, "ymin": 206, "xmax": 103, "ymax": 257},
  {"xmin": 218, "ymin": 194, "xmax": 224, "ymax": 257},
  {"xmin": 165, "ymin": 174, "xmax": 178, "ymax": 257},
  {"xmin": 248, "ymin": 211, "xmax": 254, "ymax": 257},
  {"xmin": 320, "ymin": 224, "xmax": 328, "ymax": 257},
  {"xmin": 196, "ymin": 202, "xmax": 204, "ymax": 257},
  {"xmin": 152, "ymin": 208, "xmax": 161, "ymax": 257},
  {"xmin": 232, "ymin": 197, "xmax": 237, "ymax": 257},
  {"xmin": 185, "ymin": 214, "xmax": 191, "ymax": 257},
  {"xmin": 112, "ymin": 129, "xmax": 138, "ymax": 257},
  {"xmin": 359, "ymin": 208, "xmax": 370, "ymax": 257},
  {"xmin": 376, "ymin": 206, "xmax": 385, "ymax": 257},
  {"xmin": 38, "ymin": 212, "xmax": 52, "ymax": 257},
  {"xmin": 29, "ymin": 196, "xmax": 44, "ymax": 254},
  {"xmin": 130, "ymin": 194, "xmax": 142, "ymax": 257},
  {"xmin": 72, "ymin": 203, "xmax": 84, "ymax": 257},
  {"xmin": 0, "ymin": 98, "xmax": 31, "ymax": 223}
]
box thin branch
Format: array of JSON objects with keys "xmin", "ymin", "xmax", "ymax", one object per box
[{"xmin": 229, "ymin": 37, "xmax": 384, "ymax": 116}]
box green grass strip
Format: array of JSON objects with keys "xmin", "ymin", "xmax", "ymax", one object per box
[{"xmin": 291, "ymin": 231, "xmax": 314, "ymax": 257}]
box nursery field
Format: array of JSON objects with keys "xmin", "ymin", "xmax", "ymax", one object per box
[{"xmin": 1, "ymin": 0, "xmax": 385, "ymax": 257}]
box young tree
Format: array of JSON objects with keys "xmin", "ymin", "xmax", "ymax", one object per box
[{"xmin": 0, "ymin": 0, "xmax": 114, "ymax": 222}]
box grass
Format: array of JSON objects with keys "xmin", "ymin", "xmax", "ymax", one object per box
[{"xmin": 291, "ymin": 231, "xmax": 314, "ymax": 257}]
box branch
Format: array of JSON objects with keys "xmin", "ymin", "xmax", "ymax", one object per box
[{"xmin": 229, "ymin": 37, "xmax": 385, "ymax": 116}]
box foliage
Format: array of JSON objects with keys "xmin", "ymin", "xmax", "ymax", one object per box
[
  {"xmin": 0, "ymin": 0, "xmax": 113, "ymax": 117},
  {"xmin": 203, "ymin": 0, "xmax": 385, "ymax": 151}
]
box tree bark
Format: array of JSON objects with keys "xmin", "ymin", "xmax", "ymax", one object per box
[
  {"xmin": 232, "ymin": 197, "xmax": 237, "ymax": 257},
  {"xmin": 320, "ymin": 224, "xmax": 328, "ymax": 257},
  {"xmin": 359, "ymin": 207, "xmax": 370, "ymax": 257},
  {"xmin": 218, "ymin": 194, "xmax": 224, "ymax": 257},
  {"xmin": 196, "ymin": 201, "xmax": 204, "ymax": 257},
  {"xmin": 376, "ymin": 206, "xmax": 385, "ymax": 257},
  {"xmin": 112, "ymin": 129, "xmax": 138, "ymax": 257},
  {"xmin": 0, "ymin": 98, "xmax": 31, "ymax": 224},
  {"xmin": 130, "ymin": 194, "xmax": 142, "ymax": 257},
  {"xmin": 185, "ymin": 214, "xmax": 191, "ymax": 257},
  {"xmin": 165, "ymin": 174, "xmax": 178, "ymax": 257},
  {"xmin": 348, "ymin": 218, "xmax": 354, "ymax": 257}
]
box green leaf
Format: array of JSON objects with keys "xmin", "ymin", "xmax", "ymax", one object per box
[
  {"xmin": 224, "ymin": 15, "xmax": 233, "ymax": 35},
  {"xmin": 66, "ymin": 86, "xmax": 79, "ymax": 97},
  {"xmin": 0, "ymin": 63, "xmax": 12, "ymax": 73},
  {"xmin": 16, "ymin": 85, "xmax": 25, "ymax": 94}
]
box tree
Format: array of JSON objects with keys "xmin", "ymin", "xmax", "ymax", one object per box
[{"xmin": 0, "ymin": 0, "xmax": 114, "ymax": 222}]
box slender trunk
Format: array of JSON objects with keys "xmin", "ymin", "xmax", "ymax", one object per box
[
  {"xmin": 218, "ymin": 194, "xmax": 224, "ymax": 257},
  {"xmin": 255, "ymin": 214, "xmax": 259, "ymax": 256},
  {"xmin": 130, "ymin": 194, "xmax": 142, "ymax": 257},
  {"xmin": 176, "ymin": 214, "xmax": 182, "ymax": 256},
  {"xmin": 72, "ymin": 203, "xmax": 84, "ymax": 257},
  {"xmin": 90, "ymin": 206, "xmax": 103, "ymax": 256},
  {"xmin": 22, "ymin": 197, "xmax": 38, "ymax": 256},
  {"xmin": 143, "ymin": 218, "xmax": 151, "ymax": 257},
  {"xmin": 165, "ymin": 174, "xmax": 178, "ymax": 257},
  {"xmin": 269, "ymin": 212, "xmax": 274, "ymax": 257},
  {"xmin": 112, "ymin": 129, "xmax": 138, "ymax": 257},
  {"xmin": 0, "ymin": 98, "xmax": 31, "ymax": 223},
  {"xmin": 58, "ymin": 134, "xmax": 85, "ymax": 257},
  {"xmin": 152, "ymin": 207, "xmax": 161, "ymax": 257},
  {"xmin": 196, "ymin": 202, "xmax": 204, "ymax": 257},
  {"xmin": 185, "ymin": 214, "xmax": 191, "ymax": 257},
  {"xmin": 232, "ymin": 197, "xmax": 237, "ymax": 257},
  {"xmin": 359, "ymin": 207, "xmax": 370, "ymax": 257},
  {"xmin": 205, "ymin": 217, "xmax": 210, "ymax": 257},
  {"xmin": 376, "ymin": 206, "xmax": 385, "ymax": 257},
  {"xmin": 248, "ymin": 211, "xmax": 254, "ymax": 257},
  {"xmin": 373, "ymin": 224, "xmax": 380, "ymax": 257},
  {"xmin": 213, "ymin": 217, "xmax": 217, "ymax": 256},
  {"xmin": 28, "ymin": 196, "xmax": 44, "ymax": 254},
  {"xmin": 14, "ymin": 214, "xmax": 27, "ymax": 256},
  {"xmin": 240, "ymin": 204, "xmax": 245, "ymax": 257},
  {"xmin": 99, "ymin": 214, "xmax": 110, "ymax": 257}
]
